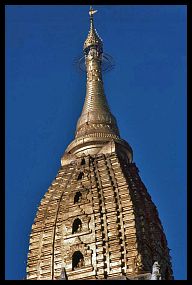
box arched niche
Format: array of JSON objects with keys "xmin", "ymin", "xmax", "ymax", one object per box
[
  {"xmin": 72, "ymin": 218, "xmax": 82, "ymax": 234},
  {"xmin": 77, "ymin": 172, "xmax": 84, "ymax": 180},
  {"xmin": 72, "ymin": 251, "xmax": 84, "ymax": 270},
  {"xmin": 63, "ymin": 241, "xmax": 93, "ymax": 271},
  {"xmin": 74, "ymin": 191, "xmax": 82, "ymax": 204}
]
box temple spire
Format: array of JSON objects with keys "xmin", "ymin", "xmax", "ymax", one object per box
[
  {"xmin": 75, "ymin": 6, "xmax": 119, "ymax": 140},
  {"xmin": 84, "ymin": 6, "xmax": 103, "ymax": 53},
  {"xmin": 63, "ymin": 6, "xmax": 132, "ymax": 161}
]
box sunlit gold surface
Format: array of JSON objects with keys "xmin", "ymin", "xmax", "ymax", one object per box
[
  {"xmin": 62, "ymin": 7, "xmax": 132, "ymax": 159},
  {"xmin": 26, "ymin": 7, "xmax": 173, "ymax": 280}
]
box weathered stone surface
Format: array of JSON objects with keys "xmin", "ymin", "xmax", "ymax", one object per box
[{"xmin": 27, "ymin": 153, "xmax": 173, "ymax": 280}]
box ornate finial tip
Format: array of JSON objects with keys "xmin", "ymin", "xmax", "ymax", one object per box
[{"xmin": 89, "ymin": 6, "xmax": 98, "ymax": 16}]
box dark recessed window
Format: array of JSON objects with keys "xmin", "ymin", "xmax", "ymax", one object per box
[
  {"xmin": 74, "ymin": 191, "xmax": 82, "ymax": 204},
  {"xmin": 72, "ymin": 251, "xmax": 84, "ymax": 270},
  {"xmin": 72, "ymin": 218, "xmax": 82, "ymax": 234},
  {"xmin": 77, "ymin": 172, "xmax": 84, "ymax": 180}
]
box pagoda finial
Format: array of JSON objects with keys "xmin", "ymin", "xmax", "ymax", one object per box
[
  {"xmin": 84, "ymin": 5, "xmax": 102, "ymax": 52},
  {"xmin": 62, "ymin": 5, "xmax": 133, "ymax": 161},
  {"xmin": 89, "ymin": 6, "xmax": 97, "ymax": 31},
  {"xmin": 89, "ymin": 5, "xmax": 98, "ymax": 18}
]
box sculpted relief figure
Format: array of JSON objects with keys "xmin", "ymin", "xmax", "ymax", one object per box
[{"xmin": 150, "ymin": 261, "xmax": 161, "ymax": 280}]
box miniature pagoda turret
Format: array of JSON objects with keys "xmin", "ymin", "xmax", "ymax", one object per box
[{"xmin": 26, "ymin": 7, "xmax": 173, "ymax": 280}]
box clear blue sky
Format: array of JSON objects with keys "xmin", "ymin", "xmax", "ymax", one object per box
[{"xmin": 5, "ymin": 5, "xmax": 187, "ymax": 280}]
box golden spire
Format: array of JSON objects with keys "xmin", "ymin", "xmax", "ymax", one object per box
[
  {"xmin": 63, "ymin": 6, "xmax": 132, "ymax": 160},
  {"xmin": 84, "ymin": 6, "xmax": 103, "ymax": 52},
  {"xmin": 75, "ymin": 6, "xmax": 119, "ymax": 139}
]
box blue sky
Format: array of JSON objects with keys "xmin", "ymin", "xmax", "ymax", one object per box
[{"xmin": 5, "ymin": 5, "xmax": 187, "ymax": 280}]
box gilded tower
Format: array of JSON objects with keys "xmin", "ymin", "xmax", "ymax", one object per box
[{"xmin": 26, "ymin": 7, "xmax": 173, "ymax": 280}]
